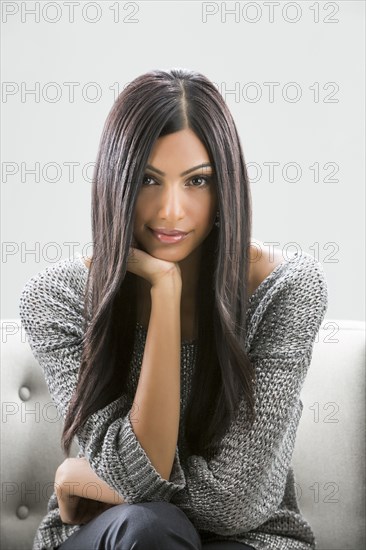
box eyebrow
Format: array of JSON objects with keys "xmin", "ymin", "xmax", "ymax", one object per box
[{"xmin": 145, "ymin": 163, "xmax": 213, "ymax": 177}]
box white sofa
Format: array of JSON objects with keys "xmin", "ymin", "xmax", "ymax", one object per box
[{"xmin": 1, "ymin": 318, "xmax": 365, "ymax": 550}]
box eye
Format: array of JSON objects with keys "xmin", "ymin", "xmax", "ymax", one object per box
[
  {"xmin": 190, "ymin": 175, "xmax": 212, "ymax": 187},
  {"xmin": 142, "ymin": 175, "xmax": 155, "ymax": 186},
  {"xmin": 142, "ymin": 174, "xmax": 213, "ymax": 187}
]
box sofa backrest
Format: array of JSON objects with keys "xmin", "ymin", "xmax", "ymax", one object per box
[
  {"xmin": 292, "ymin": 319, "xmax": 365, "ymax": 549},
  {"xmin": 1, "ymin": 318, "xmax": 365, "ymax": 549},
  {"xmin": 1, "ymin": 318, "xmax": 79, "ymax": 550}
]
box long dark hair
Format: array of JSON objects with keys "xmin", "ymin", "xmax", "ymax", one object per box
[{"xmin": 62, "ymin": 68, "xmax": 256, "ymax": 460}]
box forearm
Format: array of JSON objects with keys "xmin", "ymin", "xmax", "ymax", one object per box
[
  {"xmin": 57, "ymin": 457, "xmax": 125, "ymax": 505},
  {"xmin": 131, "ymin": 276, "xmax": 182, "ymax": 481}
]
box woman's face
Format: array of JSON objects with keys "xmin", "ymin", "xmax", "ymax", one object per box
[{"xmin": 133, "ymin": 128, "xmax": 218, "ymax": 261}]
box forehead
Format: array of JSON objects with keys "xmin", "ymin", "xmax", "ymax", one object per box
[{"xmin": 147, "ymin": 129, "xmax": 212, "ymax": 170}]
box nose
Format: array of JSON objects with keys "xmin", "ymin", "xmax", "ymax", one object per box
[{"xmin": 156, "ymin": 184, "xmax": 186, "ymax": 220}]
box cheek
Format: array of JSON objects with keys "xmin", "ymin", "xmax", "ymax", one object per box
[
  {"xmin": 133, "ymin": 196, "xmax": 149, "ymax": 222},
  {"xmin": 198, "ymin": 195, "xmax": 217, "ymax": 218}
]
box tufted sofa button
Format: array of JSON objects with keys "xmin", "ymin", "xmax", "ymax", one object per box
[
  {"xmin": 19, "ymin": 386, "xmax": 31, "ymax": 401},
  {"xmin": 17, "ymin": 505, "xmax": 29, "ymax": 519}
]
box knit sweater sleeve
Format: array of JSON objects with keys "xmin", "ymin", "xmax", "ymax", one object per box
[
  {"xmin": 171, "ymin": 255, "xmax": 329, "ymax": 535},
  {"xmin": 18, "ymin": 260, "xmax": 186, "ymax": 504}
]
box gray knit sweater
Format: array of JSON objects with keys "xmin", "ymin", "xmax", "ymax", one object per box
[{"xmin": 18, "ymin": 250, "xmax": 328, "ymax": 550}]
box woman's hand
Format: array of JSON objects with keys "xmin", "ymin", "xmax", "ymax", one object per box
[
  {"xmin": 54, "ymin": 457, "xmax": 123, "ymax": 525},
  {"xmin": 55, "ymin": 486, "xmax": 113, "ymax": 525},
  {"xmin": 127, "ymin": 236, "xmax": 182, "ymax": 288}
]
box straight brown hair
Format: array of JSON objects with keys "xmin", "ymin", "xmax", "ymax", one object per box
[{"xmin": 62, "ymin": 68, "xmax": 256, "ymax": 460}]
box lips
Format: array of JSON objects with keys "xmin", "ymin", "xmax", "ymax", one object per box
[{"xmin": 149, "ymin": 227, "xmax": 187, "ymax": 236}]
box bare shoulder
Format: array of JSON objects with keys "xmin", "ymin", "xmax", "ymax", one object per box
[
  {"xmin": 82, "ymin": 256, "xmax": 92, "ymax": 269},
  {"xmin": 249, "ymin": 240, "xmax": 285, "ymax": 295}
]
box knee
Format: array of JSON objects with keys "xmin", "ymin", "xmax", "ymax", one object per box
[{"xmin": 110, "ymin": 501, "xmax": 201, "ymax": 550}]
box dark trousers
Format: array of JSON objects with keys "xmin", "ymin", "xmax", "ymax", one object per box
[{"xmin": 57, "ymin": 501, "xmax": 255, "ymax": 550}]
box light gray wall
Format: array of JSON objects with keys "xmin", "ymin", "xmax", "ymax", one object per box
[{"xmin": 2, "ymin": 0, "xmax": 365, "ymax": 321}]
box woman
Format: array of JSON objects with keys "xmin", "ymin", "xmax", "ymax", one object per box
[{"xmin": 19, "ymin": 68, "xmax": 328, "ymax": 550}]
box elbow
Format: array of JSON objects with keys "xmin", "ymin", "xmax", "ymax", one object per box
[
  {"xmin": 230, "ymin": 493, "xmax": 283, "ymax": 533},
  {"xmin": 210, "ymin": 490, "xmax": 279, "ymax": 535},
  {"xmin": 220, "ymin": 509, "xmax": 266, "ymax": 535}
]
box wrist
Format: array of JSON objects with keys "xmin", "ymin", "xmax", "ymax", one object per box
[
  {"xmin": 55, "ymin": 457, "xmax": 125, "ymax": 505},
  {"xmin": 151, "ymin": 272, "xmax": 182, "ymax": 295}
]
